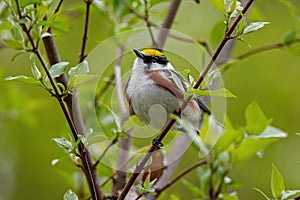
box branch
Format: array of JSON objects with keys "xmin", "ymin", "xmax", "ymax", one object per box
[
  {"xmin": 93, "ymin": 135, "xmax": 119, "ymax": 168},
  {"xmin": 156, "ymin": 160, "xmax": 207, "ymax": 195},
  {"xmin": 100, "ymin": 146, "xmax": 149, "ymax": 188},
  {"xmin": 14, "ymin": 1, "xmax": 103, "ymax": 199},
  {"xmin": 143, "ymin": 0, "xmax": 157, "ymax": 47},
  {"xmin": 79, "ymin": 0, "xmax": 92, "ymax": 63},
  {"xmin": 153, "ymin": 0, "xmax": 182, "ymax": 49},
  {"xmin": 53, "ymin": 0, "xmax": 64, "ymax": 15},
  {"xmin": 112, "ymin": 46, "xmax": 133, "ymax": 194},
  {"xmin": 235, "ymin": 38, "xmax": 300, "ymax": 60},
  {"xmin": 117, "ymin": 1, "xmax": 254, "ymax": 199},
  {"xmin": 193, "ymin": 0, "xmax": 254, "ymax": 89}
]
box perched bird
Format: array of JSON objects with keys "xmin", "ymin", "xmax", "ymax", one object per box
[{"xmin": 125, "ymin": 48, "xmax": 210, "ymax": 133}]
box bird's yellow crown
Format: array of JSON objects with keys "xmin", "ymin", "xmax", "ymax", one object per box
[{"xmin": 141, "ymin": 49, "xmax": 165, "ymax": 57}]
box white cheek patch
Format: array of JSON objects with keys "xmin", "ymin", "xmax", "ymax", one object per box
[{"xmin": 148, "ymin": 104, "xmax": 168, "ymax": 130}]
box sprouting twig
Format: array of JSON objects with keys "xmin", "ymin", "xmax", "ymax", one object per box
[
  {"xmin": 79, "ymin": 0, "xmax": 92, "ymax": 63},
  {"xmin": 117, "ymin": 1, "xmax": 254, "ymax": 199},
  {"xmin": 14, "ymin": 0, "xmax": 104, "ymax": 199}
]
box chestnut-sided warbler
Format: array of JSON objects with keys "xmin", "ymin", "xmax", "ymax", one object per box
[{"xmin": 125, "ymin": 48, "xmax": 210, "ymax": 132}]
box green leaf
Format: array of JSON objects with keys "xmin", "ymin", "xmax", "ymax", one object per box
[
  {"xmin": 29, "ymin": 53, "xmax": 41, "ymax": 79},
  {"xmin": 170, "ymin": 70, "xmax": 185, "ymax": 93},
  {"xmin": 68, "ymin": 61, "xmax": 89, "ymax": 79},
  {"xmin": 224, "ymin": 0, "xmax": 236, "ymax": 14},
  {"xmin": 231, "ymin": 126, "xmax": 286, "ymax": 165},
  {"xmin": 11, "ymin": 25, "xmax": 24, "ymax": 41},
  {"xmin": 187, "ymin": 88, "xmax": 236, "ymax": 98},
  {"xmin": 242, "ymin": 22, "xmax": 270, "ymax": 35},
  {"xmin": 245, "ymin": 102, "xmax": 269, "ymax": 135},
  {"xmin": 20, "ymin": 0, "xmax": 42, "ymax": 7},
  {"xmin": 36, "ymin": 4, "xmax": 49, "ymax": 21},
  {"xmin": 63, "ymin": 189, "xmax": 78, "ymax": 200},
  {"xmin": 283, "ymin": 30, "xmax": 296, "ymax": 45},
  {"xmin": 208, "ymin": 0, "xmax": 225, "ymax": 15},
  {"xmin": 4, "ymin": 75, "xmax": 40, "ymax": 85},
  {"xmin": 49, "ymin": 61, "xmax": 69, "ymax": 78},
  {"xmin": 281, "ymin": 190, "xmax": 300, "ymax": 199},
  {"xmin": 52, "ymin": 138, "xmax": 73, "ymax": 152},
  {"xmin": 3, "ymin": 39, "xmax": 24, "ymax": 50},
  {"xmin": 253, "ymin": 188, "xmax": 271, "ymax": 200},
  {"xmin": 214, "ymin": 117, "xmax": 244, "ymax": 154},
  {"xmin": 38, "ymin": 20, "xmax": 69, "ymax": 32},
  {"xmin": 271, "ymin": 164, "xmax": 285, "ymax": 199},
  {"xmin": 149, "ymin": 0, "xmax": 170, "ymax": 7},
  {"xmin": 51, "ymin": 21, "xmax": 69, "ymax": 32}
]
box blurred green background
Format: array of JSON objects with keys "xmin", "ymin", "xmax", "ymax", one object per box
[{"xmin": 0, "ymin": 0, "xmax": 300, "ymax": 199}]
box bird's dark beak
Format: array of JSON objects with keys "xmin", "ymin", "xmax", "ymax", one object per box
[{"xmin": 133, "ymin": 49, "xmax": 144, "ymax": 59}]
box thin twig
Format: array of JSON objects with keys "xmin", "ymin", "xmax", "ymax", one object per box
[
  {"xmin": 117, "ymin": 1, "xmax": 254, "ymax": 199},
  {"xmin": 213, "ymin": 170, "xmax": 229, "ymax": 199},
  {"xmin": 79, "ymin": 0, "xmax": 92, "ymax": 63},
  {"xmin": 235, "ymin": 38, "xmax": 300, "ymax": 60},
  {"xmin": 143, "ymin": 0, "xmax": 157, "ymax": 47},
  {"xmin": 156, "ymin": 160, "xmax": 207, "ymax": 195},
  {"xmin": 93, "ymin": 135, "xmax": 119, "ymax": 168},
  {"xmin": 53, "ymin": 0, "xmax": 64, "ymax": 14},
  {"xmin": 100, "ymin": 146, "xmax": 149, "ymax": 188},
  {"xmin": 193, "ymin": 0, "xmax": 254, "ymax": 89}
]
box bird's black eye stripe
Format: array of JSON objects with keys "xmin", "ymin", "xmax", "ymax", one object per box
[
  {"xmin": 142, "ymin": 55, "xmax": 168, "ymax": 65},
  {"xmin": 155, "ymin": 56, "xmax": 168, "ymax": 65}
]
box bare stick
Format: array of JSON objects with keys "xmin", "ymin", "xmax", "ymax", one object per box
[
  {"xmin": 143, "ymin": 0, "xmax": 157, "ymax": 46},
  {"xmin": 79, "ymin": 0, "xmax": 92, "ymax": 63}
]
